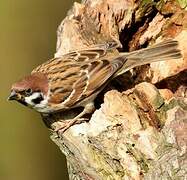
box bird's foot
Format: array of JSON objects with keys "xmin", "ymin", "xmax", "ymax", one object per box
[{"xmin": 53, "ymin": 118, "xmax": 89, "ymax": 134}]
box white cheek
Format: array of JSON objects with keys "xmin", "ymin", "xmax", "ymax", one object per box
[
  {"xmin": 33, "ymin": 94, "xmax": 49, "ymax": 112},
  {"xmin": 25, "ymin": 92, "xmax": 41, "ymax": 106},
  {"xmin": 24, "ymin": 91, "xmax": 51, "ymax": 113}
]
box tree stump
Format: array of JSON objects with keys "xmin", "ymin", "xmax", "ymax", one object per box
[{"xmin": 42, "ymin": 0, "xmax": 187, "ymax": 179}]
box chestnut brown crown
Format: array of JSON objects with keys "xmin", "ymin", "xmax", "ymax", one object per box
[{"xmin": 8, "ymin": 72, "xmax": 48, "ymax": 102}]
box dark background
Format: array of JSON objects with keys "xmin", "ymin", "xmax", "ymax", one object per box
[{"xmin": 0, "ymin": 0, "xmax": 76, "ymax": 179}]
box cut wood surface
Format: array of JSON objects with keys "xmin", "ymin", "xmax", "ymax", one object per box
[{"xmin": 42, "ymin": 0, "xmax": 187, "ymax": 179}]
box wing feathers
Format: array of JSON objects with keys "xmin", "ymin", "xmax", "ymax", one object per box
[{"xmin": 32, "ymin": 40, "xmax": 181, "ymax": 110}]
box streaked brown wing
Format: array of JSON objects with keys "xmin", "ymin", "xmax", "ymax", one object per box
[
  {"xmin": 62, "ymin": 57, "xmax": 126, "ymax": 107},
  {"xmin": 32, "ymin": 41, "xmax": 123, "ymax": 108}
]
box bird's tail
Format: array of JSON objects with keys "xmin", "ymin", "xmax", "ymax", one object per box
[{"xmin": 115, "ymin": 39, "xmax": 182, "ymax": 77}]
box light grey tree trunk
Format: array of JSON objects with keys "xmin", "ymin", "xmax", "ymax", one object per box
[{"xmin": 43, "ymin": 0, "xmax": 187, "ymax": 179}]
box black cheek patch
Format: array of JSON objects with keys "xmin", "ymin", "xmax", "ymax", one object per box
[{"xmin": 32, "ymin": 95, "xmax": 44, "ymax": 104}]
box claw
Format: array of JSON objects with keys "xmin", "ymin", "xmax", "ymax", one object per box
[
  {"xmin": 53, "ymin": 118, "xmax": 89, "ymax": 134},
  {"xmin": 52, "ymin": 103, "xmax": 94, "ymax": 134}
]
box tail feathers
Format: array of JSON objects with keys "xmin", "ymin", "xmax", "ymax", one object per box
[{"xmin": 116, "ymin": 40, "xmax": 182, "ymax": 76}]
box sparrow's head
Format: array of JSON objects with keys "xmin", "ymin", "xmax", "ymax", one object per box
[{"xmin": 8, "ymin": 72, "xmax": 49, "ymax": 109}]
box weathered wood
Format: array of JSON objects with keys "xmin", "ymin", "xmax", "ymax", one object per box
[{"xmin": 43, "ymin": 0, "xmax": 187, "ymax": 179}]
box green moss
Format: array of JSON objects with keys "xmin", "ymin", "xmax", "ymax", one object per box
[
  {"xmin": 155, "ymin": 98, "xmax": 183, "ymax": 127},
  {"xmin": 156, "ymin": 110, "xmax": 166, "ymax": 128},
  {"xmin": 89, "ymin": 145, "xmax": 125, "ymax": 179},
  {"xmin": 136, "ymin": 0, "xmax": 156, "ymax": 21},
  {"xmin": 178, "ymin": 99, "xmax": 187, "ymax": 110},
  {"xmin": 140, "ymin": 0, "xmax": 155, "ymax": 7},
  {"xmin": 152, "ymin": 93, "xmax": 165, "ymax": 110},
  {"xmin": 166, "ymin": 99, "xmax": 180, "ymax": 110},
  {"xmin": 156, "ymin": 0, "xmax": 168, "ymax": 11},
  {"xmin": 126, "ymin": 143, "xmax": 149, "ymax": 173},
  {"xmin": 177, "ymin": 0, "xmax": 187, "ymax": 9}
]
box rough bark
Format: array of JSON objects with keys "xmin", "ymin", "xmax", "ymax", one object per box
[{"xmin": 43, "ymin": 0, "xmax": 187, "ymax": 179}]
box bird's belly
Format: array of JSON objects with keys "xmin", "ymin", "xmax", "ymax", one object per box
[{"xmin": 33, "ymin": 101, "xmax": 67, "ymax": 113}]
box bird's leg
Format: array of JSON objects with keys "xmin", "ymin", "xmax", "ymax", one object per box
[
  {"xmin": 74, "ymin": 102, "xmax": 95, "ymax": 119},
  {"xmin": 54, "ymin": 103, "xmax": 95, "ymax": 133}
]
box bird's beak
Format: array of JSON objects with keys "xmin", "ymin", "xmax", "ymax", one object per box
[{"xmin": 7, "ymin": 90, "xmax": 20, "ymax": 101}]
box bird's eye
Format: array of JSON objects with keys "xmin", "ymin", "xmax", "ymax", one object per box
[{"xmin": 25, "ymin": 88, "xmax": 32, "ymax": 96}]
